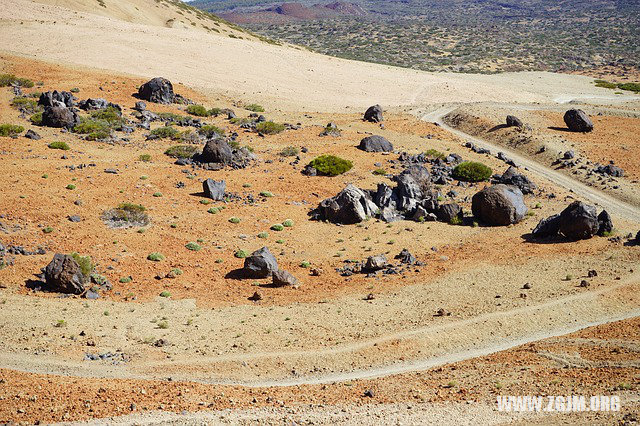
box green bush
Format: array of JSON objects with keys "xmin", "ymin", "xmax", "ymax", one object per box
[
  {"xmin": 150, "ymin": 126, "xmax": 180, "ymax": 139},
  {"xmin": 147, "ymin": 252, "xmax": 165, "ymax": 261},
  {"xmin": 245, "ymin": 103, "xmax": 264, "ymax": 112},
  {"xmin": 70, "ymin": 252, "xmax": 93, "ymax": 278},
  {"xmin": 0, "ymin": 73, "xmax": 34, "ymax": 88},
  {"xmin": 74, "ymin": 120, "xmax": 110, "ymax": 135},
  {"xmin": 159, "ymin": 291, "xmax": 171, "ymax": 298},
  {"xmin": 10, "ymin": 97, "xmax": 39, "ymax": 112},
  {"xmin": 186, "ymin": 104, "xmax": 209, "ymax": 117},
  {"xmin": 234, "ymin": 249, "xmax": 248, "ymax": 258},
  {"xmin": 282, "ymin": 219, "xmax": 294, "ymax": 227},
  {"xmin": 48, "ymin": 141, "xmax": 70, "ymax": 150},
  {"xmin": 424, "ymin": 149, "xmax": 445, "ymax": 159},
  {"xmin": 90, "ymin": 106, "xmax": 122, "ymax": 125},
  {"xmin": 30, "ymin": 112, "xmax": 43, "ymax": 126},
  {"xmin": 373, "ymin": 168, "xmax": 386, "ymax": 175},
  {"xmin": 208, "ymin": 107, "xmax": 222, "ymax": 116},
  {"xmin": 279, "ymin": 146, "xmax": 299, "ymax": 157},
  {"xmin": 0, "ymin": 124, "xmax": 24, "ymax": 137},
  {"xmin": 259, "ymin": 191, "xmax": 274, "ymax": 197},
  {"xmin": 164, "ymin": 144, "xmax": 199, "ymax": 158},
  {"xmin": 139, "ymin": 154, "xmax": 152, "ymax": 162},
  {"xmin": 256, "ymin": 121, "xmax": 285, "ymax": 135},
  {"xmin": 230, "ymin": 117, "xmax": 253, "ymax": 126},
  {"xmin": 452, "ymin": 161, "xmax": 492, "ymax": 182},
  {"xmin": 66, "ymin": 184, "xmax": 76, "ymax": 190},
  {"xmin": 258, "ymin": 232, "xmax": 269, "ymax": 239},
  {"xmin": 229, "ymin": 217, "xmax": 240, "ymax": 224},
  {"xmin": 617, "ymin": 82, "xmax": 640, "ymax": 93},
  {"xmin": 102, "ymin": 203, "xmax": 149, "ymax": 227},
  {"xmin": 198, "ymin": 125, "xmax": 224, "ymax": 138},
  {"xmin": 309, "ymin": 155, "xmax": 353, "ymax": 176},
  {"xmin": 185, "ymin": 242, "xmax": 202, "ymax": 251},
  {"xmin": 270, "ymin": 224, "xmax": 284, "ymax": 231}
]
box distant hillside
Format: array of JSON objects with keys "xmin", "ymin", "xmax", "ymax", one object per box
[
  {"xmin": 192, "ymin": 0, "xmax": 640, "ymax": 75},
  {"xmin": 33, "ymin": 0, "xmax": 254, "ymax": 37}
]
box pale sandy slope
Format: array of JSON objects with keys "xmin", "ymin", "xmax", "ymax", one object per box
[{"xmin": 0, "ymin": 0, "xmax": 627, "ymax": 112}]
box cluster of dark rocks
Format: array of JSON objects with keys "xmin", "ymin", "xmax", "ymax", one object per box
[
  {"xmin": 532, "ymin": 201, "xmax": 612, "ymax": 240},
  {"xmin": 175, "ymin": 138, "xmax": 256, "ymax": 170},
  {"xmin": 5, "ymin": 245, "xmax": 46, "ymax": 256},
  {"xmin": 492, "ymin": 166, "xmax": 537, "ymax": 194},
  {"xmin": 38, "ymin": 90, "xmax": 80, "ymax": 128},
  {"xmin": 0, "ymin": 241, "xmax": 14, "ymax": 269},
  {"xmin": 240, "ymin": 247, "xmax": 300, "ymax": 288},
  {"xmin": 320, "ymin": 122, "xmax": 341, "ymax": 137},
  {"xmin": 310, "ymin": 162, "xmax": 531, "ymax": 226},
  {"xmin": 337, "ymin": 249, "xmax": 422, "ymax": 278}
]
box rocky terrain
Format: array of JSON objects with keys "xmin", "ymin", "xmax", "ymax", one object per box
[
  {"xmin": 0, "ymin": 0, "xmax": 639, "ymax": 424},
  {"xmin": 194, "ymin": 0, "xmax": 640, "ymax": 76}
]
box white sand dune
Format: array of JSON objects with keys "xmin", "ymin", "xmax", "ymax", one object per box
[{"xmin": 0, "ymin": 0, "xmax": 620, "ymax": 111}]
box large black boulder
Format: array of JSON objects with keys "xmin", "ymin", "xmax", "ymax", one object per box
[
  {"xmin": 44, "ymin": 254, "xmax": 86, "ymax": 294},
  {"xmin": 203, "ymin": 179, "xmax": 225, "ymax": 200},
  {"xmin": 312, "ymin": 184, "xmax": 378, "ymax": 224},
  {"xmin": 243, "ymin": 247, "xmax": 278, "ymax": 278},
  {"xmin": 557, "ymin": 201, "xmax": 599, "ymax": 240},
  {"xmin": 471, "ymin": 184, "xmax": 528, "ymax": 226},
  {"xmin": 358, "ymin": 135, "xmax": 393, "ymax": 152},
  {"xmin": 436, "ymin": 203, "xmax": 462, "ymax": 223},
  {"xmin": 138, "ymin": 77, "xmax": 175, "ymax": 104},
  {"xmin": 532, "ymin": 214, "xmax": 561, "ymax": 237},
  {"xmin": 42, "ymin": 106, "xmax": 79, "ymax": 129},
  {"xmin": 597, "ymin": 210, "xmax": 613, "ymax": 236},
  {"xmin": 364, "ymin": 104, "xmax": 383, "ymax": 123},
  {"xmin": 201, "ymin": 139, "xmax": 234, "ymax": 165},
  {"xmin": 564, "ymin": 109, "xmax": 593, "ymax": 132}
]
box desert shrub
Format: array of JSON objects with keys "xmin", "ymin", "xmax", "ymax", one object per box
[
  {"xmin": 48, "ymin": 141, "xmax": 70, "ymax": 150},
  {"xmin": 90, "ymin": 106, "xmax": 122, "ymax": 125},
  {"xmin": 70, "ymin": 252, "xmax": 93, "ymax": 278},
  {"xmin": 207, "ymin": 207, "xmax": 220, "ymax": 214},
  {"xmin": 234, "ymin": 249, "xmax": 248, "ymax": 258},
  {"xmin": 245, "ymin": 103, "xmax": 264, "ymax": 112},
  {"xmin": 258, "ymin": 232, "xmax": 269, "ymax": 239},
  {"xmin": 452, "ymin": 161, "xmax": 492, "ymax": 182},
  {"xmin": 164, "ymin": 144, "xmax": 198, "ymax": 158},
  {"xmin": 74, "ymin": 120, "xmax": 109, "ymax": 135},
  {"xmin": 139, "ymin": 154, "xmax": 152, "ymax": 162},
  {"xmin": 229, "ymin": 217, "xmax": 240, "ymax": 224},
  {"xmin": 279, "ymin": 146, "xmax": 299, "ymax": 157},
  {"xmin": 300, "ymin": 261, "xmax": 310, "ymax": 268},
  {"xmin": 282, "ymin": 219, "xmax": 294, "ymax": 227},
  {"xmin": 270, "ymin": 224, "xmax": 284, "ymax": 231},
  {"xmin": 119, "ymin": 276, "xmax": 132, "ymax": 283},
  {"xmin": 0, "ymin": 124, "xmax": 24, "ymax": 137},
  {"xmin": 198, "ymin": 125, "xmax": 224, "ymax": 138},
  {"xmin": 186, "ymin": 104, "xmax": 209, "ymax": 117},
  {"xmin": 150, "ymin": 126, "xmax": 180, "ymax": 139},
  {"xmin": 102, "ymin": 203, "xmax": 150, "ymax": 228},
  {"xmin": 259, "ymin": 191, "xmax": 274, "ymax": 197},
  {"xmin": 159, "ymin": 291, "xmax": 171, "ymax": 298},
  {"xmin": 30, "ymin": 112, "xmax": 43, "ymax": 125},
  {"xmin": 617, "ymin": 82, "xmax": 640, "ymax": 93},
  {"xmin": 43, "ymin": 226, "xmax": 54, "ymax": 234},
  {"xmin": 256, "ymin": 121, "xmax": 285, "ymax": 135},
  {"xmin": 424, "ymin": 149, "xmax": 445, "ymax": 159},
  {"xmin": 594, "ymin": 79, "xmax": 617, "ymax": 89},
  {"xmin": 208, "ymin": 107, "xmax": 222, "ymax": 116},
  {"xmin": 309, "ymin": 155, "xmax": 353, "ymax": 176},
  {"xmin": 0, "ymin": 73, "xmax": 34, "ymax": 88},
  {"xmin": 373, "ymin": 168, "xmax": 386, "ymax": 175},
  {"xmin": 153, "ymin": 192, "xmax": 162, "ymax": 197},
  {"xmin": 66, "ymin": 184, "xmax": 76, "ymax": 190},
  {"xmin": 10, "ymin": 97, "xmax": 39, "ymax": 112},
  {"xmin": 230, "ymin": 117, "xmax": 253, "ymax": 126},
  {"xmin": 185, "ymin": 242, "xmax": 202, "ymax": 251},
  {"xmin": 147, "ymin": 252, "xmax": 165, "ymax": 261}
]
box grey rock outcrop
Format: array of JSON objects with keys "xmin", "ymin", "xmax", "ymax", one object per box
[{"xmin": 471, "ymin": 184, "xmax": 527, "ymax": 226}]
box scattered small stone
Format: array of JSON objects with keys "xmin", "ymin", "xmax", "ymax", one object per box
[
  {"xmin": 363, "ymin": 389, "xmax": 375, "ymax": 398},
  {"xmin": 523, "ymin": 283, "xmax": 532, "ymax": 289},
  {"xmin": 579, "ymin": 280, "xmax": 590, "ymax": 288},
  {"xmin": 249, "ymin": 291, "xmax": 263, "ymax": 301},
  {"xmin": 587, "ymin": 270, "xmax": 598, "ymax": 278},
  {"xmin": 67, "ymin": 215, "xmax": 82, "ymax": 223},
  {"xmin": 364, "ymin": 293, "xmax": 375, "ymax": 301},
  {"xmin": 435, "ymin": 308, "xmax": 450, "ymax": 317}
]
